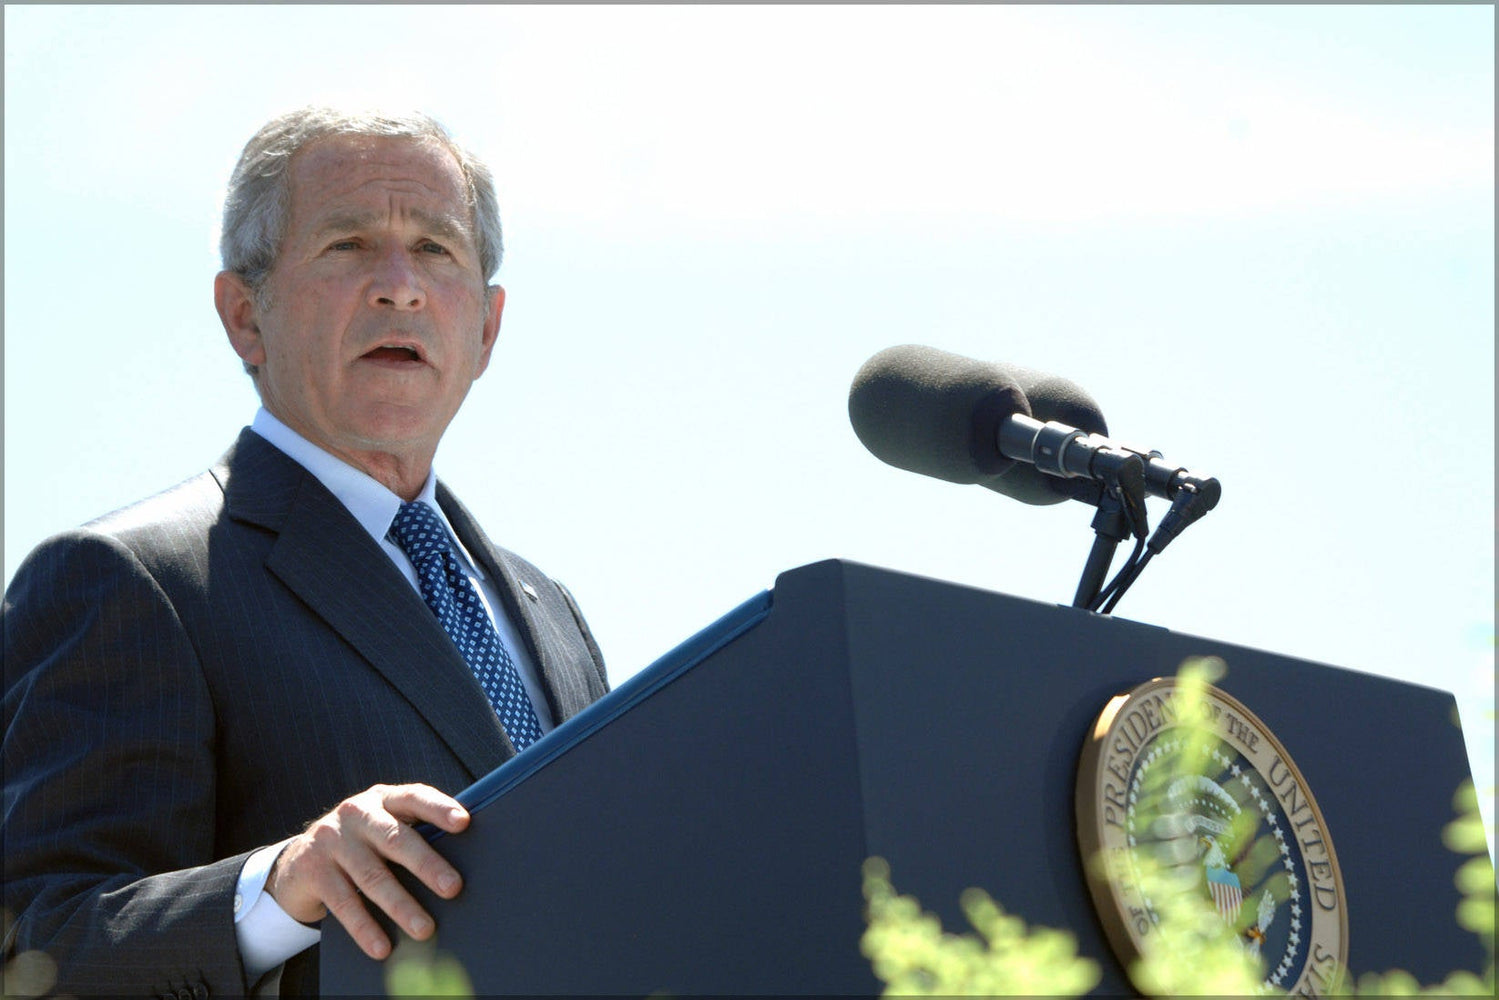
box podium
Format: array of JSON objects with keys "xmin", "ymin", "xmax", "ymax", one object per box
[{"xmin": 322, "ymin": 560, "xmax": 1487, "ymax": 994}]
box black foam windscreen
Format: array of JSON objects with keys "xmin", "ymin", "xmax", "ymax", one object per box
[
  {"xmin": 849, "ymin": 344, "xmax": 1028, "ymax": 485},
  {"xmin": 848, "ymin": 345, "xmax": 1108, "ymax": 506},
  {"xmin": 984, "ymin": 361, "xmax": 1110, "ymax": 505}
]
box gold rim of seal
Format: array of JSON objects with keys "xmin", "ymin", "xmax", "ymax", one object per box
[{"xmin": 1075, "ymin": 676, "xmax": 1349, "ymax": 995}]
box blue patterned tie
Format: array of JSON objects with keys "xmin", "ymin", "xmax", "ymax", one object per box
[{"xmin": 388, "ymin": 501, "xmax": 545, "ymax": 751}]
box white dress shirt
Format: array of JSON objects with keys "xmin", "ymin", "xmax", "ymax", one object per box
[{"xmin": 234, "ymin": 408, "xmax": 554, "ymax": 980}]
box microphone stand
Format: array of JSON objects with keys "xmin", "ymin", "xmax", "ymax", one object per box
[
  {"xmin": 1072, "ymin": 492, "xmax": 1129, "ymax": 610},
  {"xmin": 1070, "ymin": 454, "xmax": 1148, "ymax": 611}
]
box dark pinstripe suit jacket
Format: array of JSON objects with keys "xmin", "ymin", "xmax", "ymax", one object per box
[{"xmin": 1, "ymin": 429, "xmax": 610, "ymax": 997}]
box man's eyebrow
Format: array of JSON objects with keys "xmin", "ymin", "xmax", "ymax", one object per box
[{"xmin": 311, "ymin": 209, "xmax": 474, "ymax": 245}]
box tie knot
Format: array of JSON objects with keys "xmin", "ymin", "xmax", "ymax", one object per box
[{"xmin": 389, "ymin": 501, "xmax": 451, "ymax": 564}]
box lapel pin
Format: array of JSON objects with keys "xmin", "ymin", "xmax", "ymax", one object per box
[{"xmin": 520, "ymin": 582, "xmax": 540, "ymax": 602}]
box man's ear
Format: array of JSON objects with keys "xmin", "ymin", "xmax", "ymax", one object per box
[
  {"xmin": 215, "ymin": 270, "xmax": 267, "ymax": 369},
  {"xmin": 474, "ymin": 284, "xmax": 506, "ymax": 378}
]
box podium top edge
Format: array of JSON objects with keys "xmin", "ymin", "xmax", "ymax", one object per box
[{"xmin": 448, "ymin": 588, "xmax": 775, "ymax": 821}]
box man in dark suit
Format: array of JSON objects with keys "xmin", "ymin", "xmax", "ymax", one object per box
[{"xmin": 2, "ymin": 108, "xmax": 610, "ymax": 996}]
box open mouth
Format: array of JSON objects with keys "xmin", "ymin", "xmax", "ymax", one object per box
[{"xmin": 362, "ymin": 345, "xmax": 423, "ymax": 363}]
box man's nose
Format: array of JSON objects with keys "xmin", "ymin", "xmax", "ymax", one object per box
[{"xmin": 368, "ymin": 247, "xmax": 426, "ymax": 310}]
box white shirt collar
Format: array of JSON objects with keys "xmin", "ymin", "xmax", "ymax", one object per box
[{"xmin": 249, "ymin": 407, "xmax": 451, "ymax": 551}]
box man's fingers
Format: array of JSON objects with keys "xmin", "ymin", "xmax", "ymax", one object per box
[
  {"xmin": 347, "ymin": 791, "xmax": 466, "ymax": 900},
  {"xmin": 321, "ymin": 870, "xmax": 395, "ymax": 960},
  {"xmin": 344, "ymin": 811, "xmax": 457, "ymax": 920},
  {"xmin": 267, "ymin": 782, "xmax": 469, "ymax": 953},
  {"xmin": 341, "ymin": 838, "xmax": 437, "ymax": 942},
  {"xmin": 278, "ymin": 845, "xmax": 397, "ymax": 960},
  {"xmin": 376, "ymin": 783, "xmax": 471, "ymax": 835}
]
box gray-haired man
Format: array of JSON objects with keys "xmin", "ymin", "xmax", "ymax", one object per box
[{"xmin": 3, "ymin": 108, "xmax": 609, "ymax": 996}]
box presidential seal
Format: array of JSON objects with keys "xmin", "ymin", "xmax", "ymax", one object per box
[{"xmin": 1076, "ymin": 674, "xmax": 1349, "ymax": 995}]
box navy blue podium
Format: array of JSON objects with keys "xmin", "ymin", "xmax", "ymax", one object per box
[{"xmin": 322, "ymin": 560, "xmax": 1486, "ymax": 994}]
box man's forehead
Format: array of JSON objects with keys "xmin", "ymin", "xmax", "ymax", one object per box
[
  {"xmin": 287, "ymin": 134, "xmax": 474, "ymax": 236},
  {"xmin": 291, "ymin": 135, "xmax": 464, "ymax": 197},
  {"xmin": 309, "ymin": 207, "xmax": 474, "ymax": 243}
]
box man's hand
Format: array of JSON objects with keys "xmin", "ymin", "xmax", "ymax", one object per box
[{"xmin": 266, "ymin": 783, "xmax": 470, "ymax": 961}]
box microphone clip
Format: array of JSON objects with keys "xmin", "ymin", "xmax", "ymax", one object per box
[{"xmin": 1071, "ymin": 451, "xmax": 1150, "ymax": 611}]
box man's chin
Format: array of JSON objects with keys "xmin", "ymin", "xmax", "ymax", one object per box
[
  {"xmin": 344, "ymin": 402, "xmax": 451, "ymax": 444},
  {"xmin": 316, "ymin": 414, "xmax": 446, "ymax": 470}
]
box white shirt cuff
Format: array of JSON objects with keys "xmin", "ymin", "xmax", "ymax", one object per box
[{"xmin": 234, "ymin": 840, "xmax": 321, "ymax": 982}]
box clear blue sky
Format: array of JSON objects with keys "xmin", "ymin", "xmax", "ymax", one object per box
[{"xmin": 5, "ymin": 6, "xmax": 1493, "ymax": 848}]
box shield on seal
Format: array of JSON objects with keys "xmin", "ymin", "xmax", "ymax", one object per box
[{"xmin": 1206, "ymin": 865, "xmax": 1243, "ymax": 924}]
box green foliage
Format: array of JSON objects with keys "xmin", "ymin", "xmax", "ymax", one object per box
[
  {"xmin": 1347, "ymin": 781, "xmax": 1495, "ymax": 998},
  {"xmin": 1124, "ymin": 657, "xmax": 1268, "ymax": 995},
  {"xmin": 383, "ymin": 936, "xmax": 475, "ymax": 997},
  {"xmin": 1445, "ymin": 781, "xmax": 1497, "ymax": 948},
  {"xmin": 860, "ymin": 857, "xmax": 1101, "ymax": 996},
  {"xmin": 1120, "ymin": 850, "xmax": 1265, "ymax": 996},
  {"xmin": 861, "ymin": 659, "xmax": 1497, "ymax": 997}
]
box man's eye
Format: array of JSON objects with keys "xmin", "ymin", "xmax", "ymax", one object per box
[
  {"xmin": 327, "ymin": 239, "xmax": 360, "ymax": 252},
  {"xmin": 420, "ymin": 241, "xmax": 451, "ymax": 255}
]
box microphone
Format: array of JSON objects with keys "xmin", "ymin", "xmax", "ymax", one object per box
[
  {"xmin": 849, "ymin": 344, "xmax": 1221, "ymax": 611},
  {"xmin": 848, "ymin": 344, "xmax": 1109, "ymax": 506},
  {"xmin": 848, "ymin": 345, "xmax": 1219, "ymax": 511}
]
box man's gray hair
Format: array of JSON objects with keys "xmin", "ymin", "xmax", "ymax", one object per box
[{"xmin": 220, "ymin": 107, "xmax": 504, "ymax": 293}]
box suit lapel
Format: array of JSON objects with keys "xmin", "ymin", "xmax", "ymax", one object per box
[
  {"xmin": 437, "ymin": 485, "xmax": 585, "ymax": 724},
  {"xmin": 217, "ymin": 431, "xmax": 513, "ymax": 781}
]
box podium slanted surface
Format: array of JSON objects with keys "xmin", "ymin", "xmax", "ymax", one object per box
[{"xmin": 322, "ymin": 560, "xmax": 1486, "ymax": 995}]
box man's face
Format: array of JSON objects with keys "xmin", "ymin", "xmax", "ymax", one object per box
[{"xmin": 218, "ymin": 134, "xmax": 503, "ymax": 478}]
